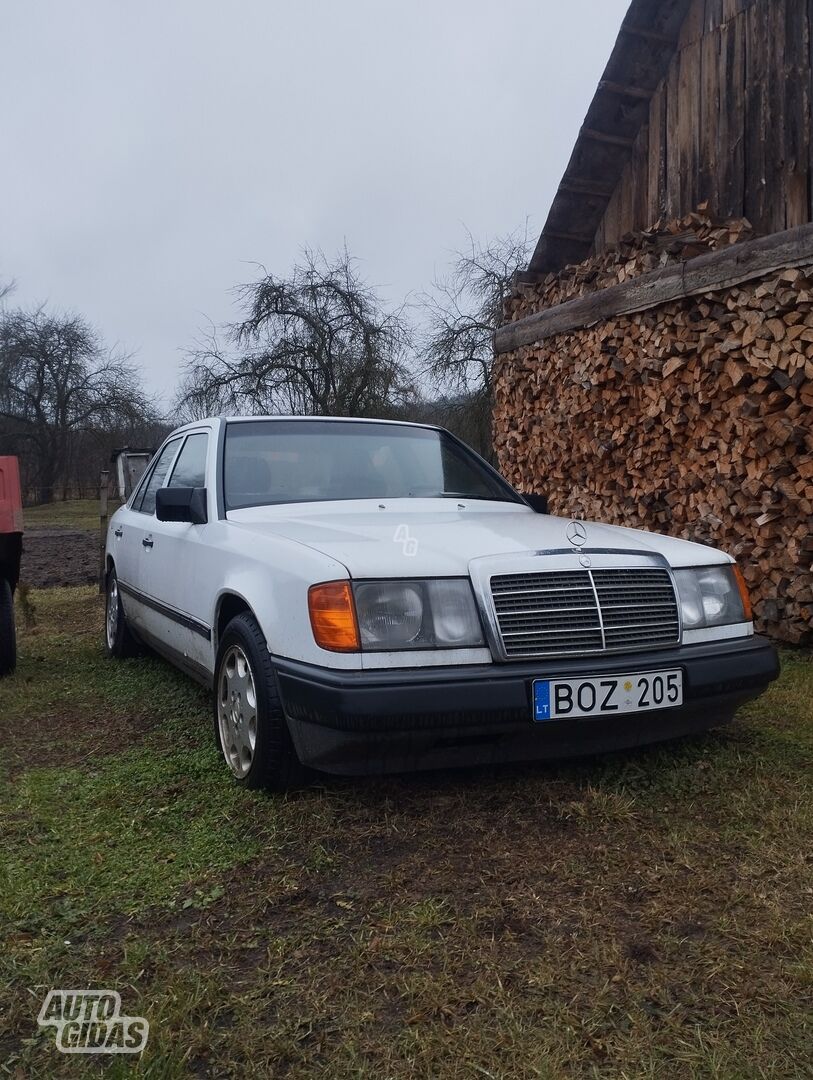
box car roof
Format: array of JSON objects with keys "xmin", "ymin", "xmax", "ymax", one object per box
[{"xmin": 171, "ymin": 415, "xmax": 443, "ymax": 436}]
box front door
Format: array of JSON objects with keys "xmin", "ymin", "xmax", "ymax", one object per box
[
  {"xmin": 117, "ymin": 436, "xmax": 183, "ymax": 636},
  {"xmin": 135, "ymin": 430, "xmax": 213, "ymax": 674}
]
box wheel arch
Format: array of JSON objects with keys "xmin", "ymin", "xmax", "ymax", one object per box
[{"xmin": 215, "ymin": 591, "xmax": 257, "ymax": 654}]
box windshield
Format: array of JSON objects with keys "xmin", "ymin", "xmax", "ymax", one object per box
[{"xmin": 223, "ymin": 420, "xmax": 521, "ymax": 510}]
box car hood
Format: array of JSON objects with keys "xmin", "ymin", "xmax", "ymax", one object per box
[{"xmin": 226, "ymin": 499, "xmax": 727, "ymax": 578}]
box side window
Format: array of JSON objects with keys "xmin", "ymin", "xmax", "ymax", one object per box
[
  {"xmin": 134, "ymin": 439, "xmax": 182, "ymax": 515},
  {"xmin": 168, "ymin": 433, "xmax": 209, "ymax": 489}
]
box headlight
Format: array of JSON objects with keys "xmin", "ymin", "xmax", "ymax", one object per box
[
  {"xmin": 353, "ymin": 579, "xmax": 484, "ymax": 651},
  {"xmin": 354, "ymin": 582, "xmax": 424, "ymax": 648},
  {"xmin": 674, "ymin": 565, "xmax": 749, "ymax": 629}
]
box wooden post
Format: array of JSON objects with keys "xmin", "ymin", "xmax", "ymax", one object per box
[{"xmin": 99, "ymin": 470, "xmax": 109, "ymax": 594}]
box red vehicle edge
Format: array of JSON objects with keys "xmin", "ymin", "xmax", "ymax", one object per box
[{"xmin": 0, "ymin": 456, "xmax": 23, "ymax": 675}]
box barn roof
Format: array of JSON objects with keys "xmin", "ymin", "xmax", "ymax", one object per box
[{"xmin": 527, "ymin": 0, "xmax": 695, "ymax": 277}]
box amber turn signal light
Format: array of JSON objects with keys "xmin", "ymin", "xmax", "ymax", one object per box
[
  {"xmin": 733, "ymin": 565, "xmax": 753, "ymax": 622},
  {"xmin": 308, "ymin": 581, "xmax": 360, "ymax": 652}
]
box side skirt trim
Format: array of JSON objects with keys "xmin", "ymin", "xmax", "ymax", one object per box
[{"xmin": 118, "ymin": 581, "xmax": 212, "ymax": 641}]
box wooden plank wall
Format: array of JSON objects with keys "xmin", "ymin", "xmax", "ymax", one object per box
[{"xmin": 593, "ymin": 0, "xmax": 813, "ymax": 251}]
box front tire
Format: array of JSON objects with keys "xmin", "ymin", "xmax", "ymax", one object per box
[
  {"xmin": 0, "ymin": 577, "xmax": 17, "ymax": 677},
  {"xmin": 105, "ymin": 568, "xmax": 139, "ymax": 658},
  {"xmin": 214, "ymin": 613, "xmax": 306, "ymax": 791}
]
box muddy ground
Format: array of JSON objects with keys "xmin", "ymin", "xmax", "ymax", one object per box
[{"xmin": 19, "ymin": 527, "xmax": 99, "ymax": 588}]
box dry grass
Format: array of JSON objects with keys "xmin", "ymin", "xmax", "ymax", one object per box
[
  {"xmin": 1, "ymin": 587, "xmax": 811, "ymax": 1078},
  {"xmin": 23, "ymin": 499, "xmax": 120, "ymax": 532}
]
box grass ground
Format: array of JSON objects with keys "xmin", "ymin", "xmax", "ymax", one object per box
[
  {"xmin": 23, "ymin": 500, "xmax": 119, "ymax": 532},
  {"xmin": 1, "ymin": 587, "xmax": 810, "ymax": 1079}
]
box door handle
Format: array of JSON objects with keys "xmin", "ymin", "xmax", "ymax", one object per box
[
  {"xmin": 142, "ymin": 537, "xmax": 154, "ymax": 549},
  {"xmin": 114, "ymin": 527, "xmax": 123, "ymax": 538}
]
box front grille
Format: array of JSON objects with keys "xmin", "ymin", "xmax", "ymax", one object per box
[{"xmin": 490, "ymin": 567, "xmax": 680, "ymax": 659}]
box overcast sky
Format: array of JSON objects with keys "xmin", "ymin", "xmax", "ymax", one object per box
[{"xmin": 1, "ymin": 0, "xmax": 628, "ymax": 407}]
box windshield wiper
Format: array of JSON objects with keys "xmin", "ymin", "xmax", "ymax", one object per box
[{"xmin": 435, "ymin": 492, "xmax": 521, "ymax": 503}]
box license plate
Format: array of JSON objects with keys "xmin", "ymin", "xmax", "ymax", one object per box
[{"xmin": 533, "ymin": 669, "xmax": 683, "ymax": 722}]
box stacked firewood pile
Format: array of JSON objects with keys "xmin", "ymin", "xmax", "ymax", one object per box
[
  {"xmin": 507, "ymin": 212, "xmax": 755, "ymax": 320},
  {"xmin": 494, "ymin": 217, "xmax": 813, "ymax": 644}
]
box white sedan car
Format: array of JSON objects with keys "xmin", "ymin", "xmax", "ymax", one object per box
[{"xmin": 105, "ymin": 416, "xmax": 778, "ymax": 789}]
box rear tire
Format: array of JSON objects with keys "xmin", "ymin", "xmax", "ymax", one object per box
[
  {"xmin": 214, "ymin": 612, "xmax": 306, "ymax": 791},
  {"xmin": 105, "ymin": 568, "xmax": 139, "ymax": 659},
  {"xmin": 0, "ymin": 577, "xmax": 16, "ymax": 677}
]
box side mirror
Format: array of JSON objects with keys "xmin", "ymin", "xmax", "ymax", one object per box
[
  {"xmin": 156, "ymin": 487, "xmax": 208, "ymax": 525},
  {"xmin": 524, "ymin": 493, "xmax": 549, "ymax": 515}
]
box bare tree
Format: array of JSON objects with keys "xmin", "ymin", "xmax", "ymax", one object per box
[
  {"xmin": 0, "ymin": 307, "xmax": 156, "ymax": 501},
  {"xmin": 177, "ymin": 249, "xmax": 415, "ymax": 420},
  {"xmin": 418, "ymin": 225, "xmax": 532, "ymax": 456}
]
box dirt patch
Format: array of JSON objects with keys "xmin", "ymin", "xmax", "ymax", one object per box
[
  {"xmin": 19, "ymin": 527, "xmax": 98, "ymax": 588},
  {"xmin": 0, "ymin": 708, "xmax": 159, "ymax": 778}
]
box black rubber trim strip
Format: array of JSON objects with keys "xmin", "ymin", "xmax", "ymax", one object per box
[
  {"xmin": 119, "ymin": 580, "xmax": 211, "ymax": 640},
  {"xmin": 273, "ymin": 635, "xmax": 778, "ymax": 692},
  {"xmin": 215, "ymin": 416, "xmax": 227, "ymax": 520}
]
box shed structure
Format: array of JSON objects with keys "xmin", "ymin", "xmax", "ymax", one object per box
[{"xmin": 494, "ymin": 0, "xmax": 813, "ymax": 644}]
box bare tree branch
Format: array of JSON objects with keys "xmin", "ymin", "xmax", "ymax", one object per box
[
  {"xmin": 175, "ymin": 248, "xmax": 416, "ymax": 422},
  {"xmin": 416, "ymin": 224, "xmax": 532, "ymax": 456},
  {"xmin": 0, "ymin": 307, "xmax": 158, "ymax": 501}
]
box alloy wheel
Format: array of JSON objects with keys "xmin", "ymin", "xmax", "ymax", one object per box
[
  {"xmin": 217, "ymin": 645, "xmax": 258, "ymax": 778},
  {"xmin": 106, "ymin": 578, "xmax": 119, "ymax": 650}
]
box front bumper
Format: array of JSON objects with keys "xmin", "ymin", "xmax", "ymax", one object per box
[{"xmin": 275, "ymin": 636, "xmax": 780, "ymax": 775}]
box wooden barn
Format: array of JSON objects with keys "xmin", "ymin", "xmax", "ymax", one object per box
[{"xmin": 494, "ymin": 0, "xmax": 813, "ymax": 645}]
